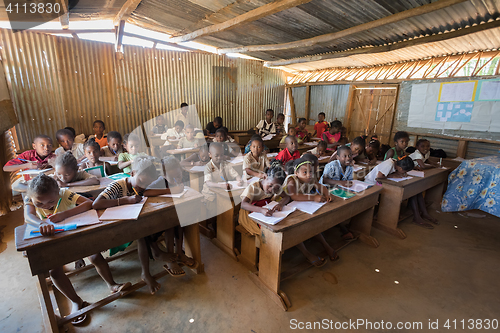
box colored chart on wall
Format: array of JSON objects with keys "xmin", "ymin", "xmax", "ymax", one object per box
[{"xmin": 435, "ymin": 102, "xmax": 473, "ymax": 122}]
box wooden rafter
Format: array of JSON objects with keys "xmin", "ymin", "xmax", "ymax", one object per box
[
  {"xmin": 169, "ymin": 0, "xmax": 313, "ymax": 44},
  {"xmin": 59, "ymin": 0, "xmax": 69, "ymax": 30},
  {"xmin": 472, "ymin": 51, "xmax": 500, "ymax": 76},
  {"xmin": 450, "ymin": 52, "xmax": 480, "ymax": 77},
  {"xmin": 115, "ymin": 20, "xmax": 125, "ymax": 53},
  {"xmin": 114, "ymin": 0, "xmax": 142, "ymax": 26},
  {"xmin": 265, "ymin": 19, "xmax": 500, "ymax": 67},
  {"xmin": 220, "ymin": 0, "xmax": 468, "ymax": 54}
]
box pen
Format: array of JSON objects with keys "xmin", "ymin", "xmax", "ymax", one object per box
[
  {"xmin": 132, "ymin": 187, "xmax": 139, "ymax": 196},
  {"xmin": 31, "ymin": 229, "xmax": 64, "ymax": 234},
  {"xmin": 18, "ymin": 158, "xmax": 33, "ymax": 163},
  {"xmin": 52, "ymin": 198, "xmax": 62, "ymax": 215}
]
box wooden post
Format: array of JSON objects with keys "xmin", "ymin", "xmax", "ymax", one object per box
[
  {"xmin": 305, "ymin": 85, "xmax": 311, "ymax": 124},
  {"xmin": 344, "ymin": 85, "xmax": 356, "ymax": 140},
  {"xmin": 456, "ymin": 140, "xmax": 468, "ymax": 158},
  {"xmin": 288, "ymin": 87, "xmax": 297, "ymax": 126}
]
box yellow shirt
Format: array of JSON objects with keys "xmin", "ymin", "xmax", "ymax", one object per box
[
  {"xmin": 243, "ymin": 152, "xmax": 269, "ymax": 179},
  {"xmin": 240, "ymin": 180, "xmax": 273, "ymax": 202},
  {"xmin": 25, "ymin": 188, "xmax": 81, "ymax": 219}
]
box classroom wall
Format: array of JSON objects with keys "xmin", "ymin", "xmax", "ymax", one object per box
[
  {"xmin": 291, "ymin": 85, "xmax": 350, "ymax": 125},
  {"xmin": 0, "ymin": 29, "xmax": 286, "ymax": 151}
]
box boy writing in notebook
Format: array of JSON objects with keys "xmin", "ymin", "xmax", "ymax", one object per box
[
  {"xmin": 102, "ymin": 131, "xmax": 124, "ymax": 160},
  {"xmin": 3, "ymin": 135, "xmax": 55, "ymax": 172},
  {"xmin": 181, "ymin": 144, "xmax": 211, "ymax": 167}
]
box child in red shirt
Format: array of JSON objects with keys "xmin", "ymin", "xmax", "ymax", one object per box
[
  {"xmin": 295, "ymin": 118, "xmax": 310, "ymax": 142},
  {"xmin": 276, "ymin": 135, "xmax": 300, "ymax": 164},
  {"xmin": 3, "ymin": 135, "xmax": 55, "ymax": 172},
  {"xmin": 313, "ymin": 112, "xmax": 329, "ymax": 139}
]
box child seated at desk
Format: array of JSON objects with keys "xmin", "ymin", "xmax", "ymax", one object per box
[
  {"xmin": 102, "ymin": 131, "xmax": 124, "ymax": 159},
  {"xmin": 385, "ymin": 131, "xmax": 409, "ymax": 160},
  {"xmin": 323, "ymin": 120, "xmax": 342, "ymax": 149},
  {"xmin": 80, "ymin": 138, "xmax": 110, "ymax": 176},
  {"xmin": 239, "ymin": 162, "xmax": 290, "ymax": 236},
  {"xmin": 365, "ymin": 156, "xmax": 438, "ymax": 229},
  {"xmin": 181, "ymin": 144, "xmax": 210, "ymax": 167},
  {"xmin": 256, "ymin": 108, "xmax": 277, "ymax": 137},
  {"xmin": 164, "ymin": 120, "xmax": 185, "ymax": 141},
  {"xmin": 118, "ymin": 134, "xmax": 146, "ymax": 174},
  {"xmin": 150, "ymin": 156, "xmax": 198, "ymax": 276},
  {"xmin": 177, "ymin": 124, "xmax": 198, "ymax": 149},
  {"xmin": 275, "ymin": 113, "xmax": 286, "ymax": 135},
  {"xmin": 201, "ymin": 143, "xmax": 243, "ymax": 216},
  {"xmin": 3, "ymin": 134, "xmax": 55, "ymax": 172},
  {"xmin": 280, "ymin": 127, "xmax": 303, "ymax": 145},
  {"xmin": 93, "ymin": 156, "xmax": 178, "ymax": 294},
  {"xmin": 328, "ymin": 136, "xmax": 366, "ymax": 163},
  {"xmin": 364, "ymin": 138, "xmax": 381, "ymax": 164},
  {"xmin": 89, "ymin": 120, "xmax": 107, "ymax": 148},
  {"xmin": 308, "ymin": 140, "xmax": 329, "ymax": 158},
  {"xmin": 54, "ymin": 152, "xmax": 99, "ymax": 188},
  {"xmin": 276, "ymin": 135, "xmax": 300, "ymax": 165},
  {"xmin": 151, "ymin": 115, "xmax": 167, "ymax": 135},
  {"xmin": 245, "ymin": 134, "xmax": 269, "ymax": 154},
  {"xmin": 54, "ymin": 128, "xmax": 85, "ymax": 161},
  {"xmin": 295, "ymin": 118, "xmax": 310, "ymax": 142},
  {"xmin": 313, "ymin": 112, "xmax": 329, "ymax": 139},
  {"xmin": 25, "ymin": 174, "xmax": 130, "ymax": 325},
  {"xmin": 214, "ymin": 128, "xmax": 239, "ymax": 157},
  {"xmin": 206, "ymin": 116, "xmax": 228, "ymax": 135},
  {"xmin": 285, "ymin": 157, "xmax": 338, "ymax": 266},
  {"xmin": 409, "ymin": 139, "xmax": 439, "ymax": 169},
  {"xmin": 243, "ymin": 136, "xmax": 270, "ymax": 179}
]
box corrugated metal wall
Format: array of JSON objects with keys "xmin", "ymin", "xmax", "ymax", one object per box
[
  {"xmin": 0, "ymin": 29, "xmax": 286, "ymax": 151},
  {"xmin": 291, "ymin": 85, "xmax": 350, "ymax": 125}
]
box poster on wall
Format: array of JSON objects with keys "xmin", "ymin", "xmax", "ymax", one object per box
[
  {"xmin": 438, "ymin": 81, "xmax": 477, "ymax": 102},
  {"xmin": 435, "ymin": 102, "xmax": 473, "ymax": 122},
  {"xmin": 476, "ymin": 79, "xmax": 500, "ymax": 101}
]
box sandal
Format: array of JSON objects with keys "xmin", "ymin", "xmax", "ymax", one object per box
[
  {"xmin": 309, "ymin": 256, "xmax": 327, "ymax": 268},
  {"xmin": 342, "ymin": 232, "xmax": 355, "ymax": 241},
  {"xmin": 71, "ymin": 301, "xmax": 90, "ymax": 326},
  {"xmin": 329, "ymin": 253, "xmax": 340, "ymax": 262},
  {"xmin": 112, "ymin": 282, "xmax": 132, "ymax": 294},
  {"xmin": 180, "ymin": 257, "xmax": 199, "ymax": 269},
  {"xmin": 163, "ymin": 262, "xmax": 186, "ymax": 277}
]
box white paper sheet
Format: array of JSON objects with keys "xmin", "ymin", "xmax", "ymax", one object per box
[
  {"xmin": 189, "ymin": 166, "xmax": 206, "ymax": 172},
  {"xmin": 99, "ymin": 197, "xmax": 147, "ymax": 221},
  {"xmin": 159, "ymin": 188, "xmax": 188, "ymax": 198},
  {"xmin": 303, "ymin": 142, "xmax": 317, "ymax": 146},
  {"xmin": 174, "ymin": 147, "xmax": 196, "ymax": 152},
  {"xmin": 99, "ymin": 157, "xmax": 117, "ymax": 162},
  {"xmin": 287, "ymin": 201, "xmax": 326, "ymax": 215},
  {"xmin": 17, "ymin": 168, "xmax": 53, "ymax": 176},
  {"xmin": 352, "ymin": 165, "xmax": 365, "ymax": 172},
  {"xmin": 267, "ymin": 153, "xmax": 278, "ymax": 158},
  {"xmin": 229, "ymin": 156, "xmax": 245, "ymax": 164},
  {"xmin": 219, "ymin": 177, "xmax": 259, "ymax": 191},
  {"xmin": 439, "ymin": 81, "xmax": 476, "ymax": 102},
  {"xmin": 338, "ymin": 180, "xmax": 372, "ymax": 193},
  {"xmin": 248, "ymin": 202, "xmax": 296, "ymax": 225},
  {"xmin": 407, "ymin": 170, "xmax": 425, "ymax": 177},
  {"xmin": 387, "ymin": 176, "xmax": 413, "ymax": 182},
  {"xmin": 262, "ymin": 134, "xmax": 275, "ymax": 141}
]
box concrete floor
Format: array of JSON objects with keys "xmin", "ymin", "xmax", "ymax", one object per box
[{"xmin": 1, "ymin": 207, "xmax": 500, "ymax": 333}]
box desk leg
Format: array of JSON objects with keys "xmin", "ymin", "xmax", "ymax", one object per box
[
  {"xmin": 424, "ymin": 182, "xmax": 445, "ymax": 209},
  {"xmin": 36, "ymin": 273, "xmax": 60, "ymax": 333},
  {"xmin": 212, "ymin": 195, "xmax": 237, "ymax": 260},
  {"xmin": 250, "ymin": 228, "xmax": 288, "ymax": 311},
  {"xmin": 189, "ymin": 173, "xmax": 201, "ymax": 192},
  {"xmin": 184, "ymin": 223, "xmax": 204, "ymax": 274},
  {"xmin": 350, "ymin": 206, "xmax": 379, "ymax": 248},
  {"xmin": 373, "ymin": 187, "xmax": 407, "ymax": 239}
]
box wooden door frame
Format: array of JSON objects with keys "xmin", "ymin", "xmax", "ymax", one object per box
[{"xmin": 345, "ymin": 84, "xmax": 400, "ymax": 142}]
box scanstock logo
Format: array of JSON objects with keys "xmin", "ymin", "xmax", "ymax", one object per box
[{"xmin": 4, "ymin": 0, "xmax": 80, "ymax": 32}]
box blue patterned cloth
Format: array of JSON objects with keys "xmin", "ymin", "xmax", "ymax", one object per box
[{"xmin": 441, "ymin": 156, "xmax": 500, "ymax": 217}]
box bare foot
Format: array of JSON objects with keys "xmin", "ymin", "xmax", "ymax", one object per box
[
  {"xmin": 74, "ymin": 259, "xmax": 86, "ymax": 269},
  {"xmin": 164, "ymin": 261, "xmax": 185, "ymax": 276},
  {"xmin": 70, "ymin": 300, "xmax": 89, "ymax": 326},
  {"xmin": 423, "ymin": 214, "xmax": 439, "ymax": 224},
  {"xmin": 178, "ymin": 252, "xmax": 197, "ymax": 268},
  {"xmin": 325, "ymin": 245, "xmax": 339, "ymax": 261},
  {"xmin": 412, "ymin": 218, "xmax": 434, "ymax": 229},
  {"xmin": 141, "ymin": 273, "xmax": 161, "ymax": 295},
  {"xmin": 110, "ymin": 282, "xmax": 132, "ymax": 293},
  {"xmin": 153, "ymin": 250, "xmax": 177, "ymax": 263}
]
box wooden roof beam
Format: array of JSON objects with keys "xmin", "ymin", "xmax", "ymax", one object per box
[
  {"xmin": 168, "ymin": 0, "xmax": 313, "ymax": 44},
  {"xmin": 264, "ymin": 19, "xmax": 500, "ymax": 67},
  {"xmin": 114, "ymin": 0, "xmax": 142, "ymax": 26},
  {"xmin": 59, "ymin": 0, "xmax": 69, "ymax": 30},
  {"xmin": 219, "ymin": 0, "xmax": 468, "ymax": 54}
]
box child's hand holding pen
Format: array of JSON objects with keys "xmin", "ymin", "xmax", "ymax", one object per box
[
  {"xmin": 39, "ymin": 222, "xmax": 55, "ymax": 236},
  {"xmin": 46, "ymin": 212, "xmax": 67, "ymax": 223}
]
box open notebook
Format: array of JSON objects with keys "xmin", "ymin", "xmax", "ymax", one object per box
[
  {"xmin": 17, "ymin": 168, "xmax": 53, "ymax": 176},
  {"xmin": 287, "ymin": 201, "xmax": 326, "ymax": 214},
  {"xmin": 338, "ymin": 180, "xmax": 372, "ymax": 193},
  {"xmin": 99, "ymin": 198, "xmax": 148, "ymax": 221},
  {"xmin": 248, "ymin": 201, "xmax": 296, "ymax": 225}
]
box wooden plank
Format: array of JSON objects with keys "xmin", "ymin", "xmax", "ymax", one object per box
[
  {"xmin": 36, "ymin": 274, "xmax": 59, "ymax": 333},
  {"xmin": 288, "ymin": 87, "xmax": 297, "ymax": 126},
  {"xmin": 123, "ymin": 32, "xmax": 194, "ymax": 52},
  {"xmin": 258, "ymin": 228, "xmax": 283, "ymax": 294},
  {"xmin": 304, "ymin": 85, "xmax": 311, "ymax": 123},
  {"xmin": 59, "ymin": 0, "xmax": 69, "ymax": 30},
  {"xmin": 113, "ymin": 0, "xmax": 142, "ymax": 26},
  {"xmin": 221, "ymin": 0, "xmax": 468, "ymax": 54},
  {"xmin": 456, "ymin": 140, "xmax": 468, "ymax": 158},
  {"xmin": 115, "ymin": 20, "xmax": 125, "ymax": 53},
  {"xmin": 168, "ymin": 0, "xmax": 313, "ymax": 43}
]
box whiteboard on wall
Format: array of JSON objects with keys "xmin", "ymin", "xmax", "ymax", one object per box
[{"xmin": 408, "ymin": 79, "xmax": 500, "ymax": 132}]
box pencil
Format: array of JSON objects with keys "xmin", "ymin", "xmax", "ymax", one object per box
[
  {"xmin": 32, "ymin": 229, "xmax": 64, "ymax": 234},
  {"xmin": 133, "ymin": 187, "xmax": 139, "ymax": 196},
  {"xmin": 53, "ymin": 198, "xmax": 62, "ymax": 215}
]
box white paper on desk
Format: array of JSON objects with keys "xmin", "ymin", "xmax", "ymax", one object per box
[
  {"xmin": 219, "ymin": 180, "xmax": 248, "ymax": 191},
  {"xmin": 303, "ymin": 142, "xmax": 317, "ymax": 146},
  {"xmin": 159, "ymin": 188, "xmax": 188, "ymax": 198},
  {"xmin": 17, "ymin": 168, "xmax": 53, "ymax": 176},
  {"xmin": 267, "ymin": 152, "xmax": 278, "ymax": 158},
  {"xmin": 248, "ymin": 202, "xmax": 296, "ymax": 225},
  {"xmin": 287, "ymin": 201, "xmax": 326, "ymax": 215},
  {"xmin": 175, "ymin": 148, "xmax": 195, "ymax": 152},
  {"xmin": 387, "ymin": 176, "xmax": 413, "ymax": 182},
  {"xmin": 189, "ymin": 165, "xmax": 206, "ymax": 172},
  {"xmin": 229, "ymin": 156, "xmax": 245, "ymax": 164},
  {"xmin": 318, "ymin": 156, "xmax": 330, "ymax": 161},
  {"xmin": 99, "ymin": 157, "xmax": 117, "ymax": 162},
  {"xmin": 352, "ymin": 165, "xmax": 364, "ymax": 172},
  {"xmin": 262, "ymin": 134, "xmax": 275, "ymax": 141},
  {"xmin": 99, "ymin": 198, "xmax": 147, "ymax": 221},
  {"xmin": 407, "ymin": 170, "xmax": 424, "ymax": 177},
  {"xmin": 338, "ymin": 180, "xmax": 372, "ymax": 193}
]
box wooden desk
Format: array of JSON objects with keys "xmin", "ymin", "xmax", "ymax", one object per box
[
  {"xmin": 68, "ymin": 177, "xmax": 114, "ymax": 197},
  {"xmin": 250, "ymin": 186, "xmax": 381, "ymax": 310},
  {"xmin": 148, "ymin": 135, "xmax": 166, "ymax": 147},
  {"xmin": 264, "ymin": 136, "xmax": 283, "ymax": 150},
  {"xmin": 209, "ymin": 187, "xmax": 244, "ymax": 260},
  {"xmin": 279, "ymin": 143, "xmax": 316, "ymax": 155},
  {"xmin": 233, "ymin": 133, "xmax": 254, "ymax": 145},
  {"xmin": 185, "ymin": 166, "xmax": 204, "ymax": 192},
  {"xmin": 374, "ymin": 168, "xmax": 448, "ymax": 239},
  {"xmin": 166, "ymin": 148, "xmax": 199, "ymax": 160},
  {"xmin": 16, "ymin": 190, "xmax": 204, "ymax": 332}
]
